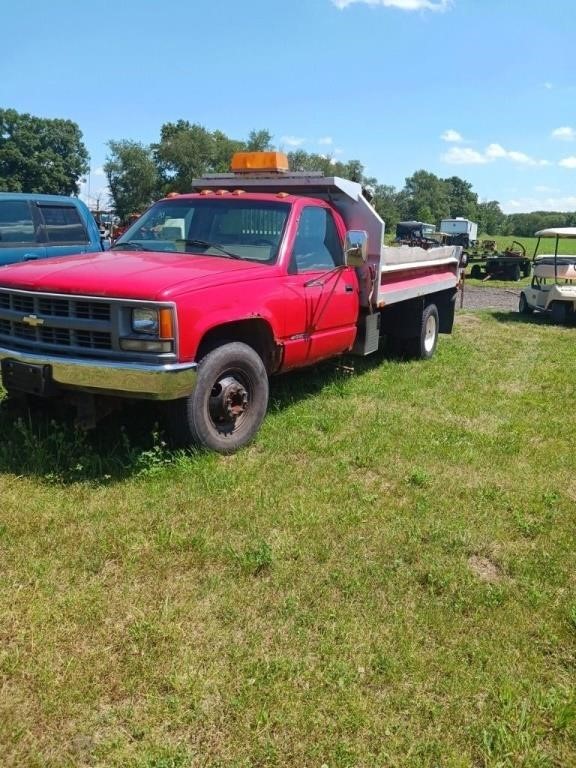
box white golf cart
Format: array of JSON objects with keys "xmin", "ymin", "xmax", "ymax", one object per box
[{"xmin": 519, "ymin": 227, "xmax": 576, "ymax": 323}]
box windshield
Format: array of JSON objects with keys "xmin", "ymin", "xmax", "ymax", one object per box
[{"xmin": 113, "ymin": 198, "xmax": 290, "ymax": 263}]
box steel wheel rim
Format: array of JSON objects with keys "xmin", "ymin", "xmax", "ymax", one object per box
[
  {"xmin": 208, "ymin": 369, "xmax": 252, "ymax": 435},
  {"xmin": 424, "ymin": 314, "xmax": 437, "ymax": 353}
]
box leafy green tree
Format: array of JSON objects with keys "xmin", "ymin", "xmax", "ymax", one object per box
[
  {"xmin": 153, "ymin": 121, "xmax": 266, "ymax": 192},
  {"xmin": 504, "ymin": 211, "xmax": 571, "ymax": 237},
  {"xmin": 104, "ymin": 140, "xmax": 160, "ymax": 221},
  {"xmin": 153, "ymin": 121, "xmax": 214, "ymax": 192},
  {"xmin": 477, "ymin": 200, "xmax": 505, "ymax": 235},
  {"xmin": 401, "ymin": 170, "xmax": 450, "ymax": 225},
  {"xmin": 246, "ymin": 129, "xmax": 273, "ymax": 151},
  {"xmin": 371, "ymin": 184, "xmax": 401, "ymax": 233},
  {"xmin": 212, "ymin": 130, "xmax": 244, "ymax": 173},
  {"xmin": 443, "ymin": 175, "xmax": 478, "ymax": 220},
  {"xmin": 287, "ymin": 150, "xmax": 333, "ymax": 174},
  {"xmin": 0, "ymin": 108, "xmax": 89, "ymax": 195}
]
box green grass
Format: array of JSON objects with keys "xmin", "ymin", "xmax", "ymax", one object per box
[{"xmin": 1, "ymin": 312, "xmax": 575, "ymax": 767}]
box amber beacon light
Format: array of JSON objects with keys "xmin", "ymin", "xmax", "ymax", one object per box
[{"xmin": 230, "ymin": 152, "xmax": 289, "ymax": 173}]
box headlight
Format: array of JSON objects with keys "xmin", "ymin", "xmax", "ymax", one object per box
[{"xmin": 132, "ymin": 308, "xmax": 159, "ymax": 335}]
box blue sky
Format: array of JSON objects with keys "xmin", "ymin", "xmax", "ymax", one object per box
[{"xmin": 2, "ymin": 0, "xmax": 576, "ymax": 214}]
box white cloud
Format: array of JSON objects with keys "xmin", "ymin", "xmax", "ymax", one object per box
[
  {"xmin": 332, "ymin": 0, "xmax": 451, "ymax": 11},
  {"xmin": 507, "ymin": 150, "xmax": 539, "ymax": 166},
  {"xmin": 543, "ymin": 82, "xmax": 554, "ymax": 90},
  {"xmin": 501, "ymin": 195, "xmax": 576, "ymax": 214},
  {"xmin": 552, "ymin": 126, "xmax": 576, "ymax": 141},
  {"xmin": 444, "ymin": 141, "xmax": 547, "ymax": 166},
  {"xmin": 534, "ymin": 185, "xmax": 557, "ymax": 193},
  {"xmin": 485, "ymin": 143, "xmax": 507, "ymax": 159},
  {"xmin": 441, "ymin": 147, "xmax": 488, "ymax": 164},
  {"xmin": 559, "ymin": 156, "xmax": 576, "ymax": 169},
  {"xmin": 318, "ymin": 136, "xmax": 333, "ymax": 145},
  {"xmin": 280, "ymin": 135, "xmax": 307, "ymax": 147},
  {"xmin": 441, "ymin": 129, "xmax": 463, "ymax": 143},
  {"xmin": 92, "ymin": 166, "xmax": 106, "ymax": 177}
]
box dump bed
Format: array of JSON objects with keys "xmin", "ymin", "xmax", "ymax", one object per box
[{"xmin": 192, "ymin": 170, "xmax": 461, "ymax": 307}]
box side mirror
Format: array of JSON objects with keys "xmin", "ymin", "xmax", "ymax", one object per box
[{"xmin": 344, "ymin": 230, "xmax": 368, "ymax": 267}]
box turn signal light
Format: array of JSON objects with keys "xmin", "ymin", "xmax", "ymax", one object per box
[{"xmin": 159, "ymin": 308, "xmax": 174, "ymax": 339}]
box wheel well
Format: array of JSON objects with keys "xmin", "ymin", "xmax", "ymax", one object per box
[
  {"xmin": 379, "ymin": 289, "xmax": 456, "ymax": 338},
  {"xmin": 196, "ymin": 319, "xmax": 280, "ymax": 373}
]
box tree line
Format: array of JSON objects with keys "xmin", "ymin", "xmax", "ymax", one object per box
[{"xmin": 1, "ymin": 108, "xmax": 574, "ymax": 236}]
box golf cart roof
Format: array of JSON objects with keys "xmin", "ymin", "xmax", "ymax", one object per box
[{"xmin": 535, "ymin": 227, "xmax": 576, "ymax": 238}]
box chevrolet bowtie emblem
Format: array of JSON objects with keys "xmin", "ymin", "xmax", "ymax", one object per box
[{"xmin": 21, "ymin": 314, "xmax": 45, "ymax": 327}]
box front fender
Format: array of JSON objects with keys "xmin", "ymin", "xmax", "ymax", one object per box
[{"xmin": 175, "ymin": 280, "xmax": 285, "ymax": 362}]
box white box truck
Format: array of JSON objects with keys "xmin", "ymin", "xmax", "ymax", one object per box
[{"xmin": 439, "ymin": 218, "xmax": 478, "ymax": 248}]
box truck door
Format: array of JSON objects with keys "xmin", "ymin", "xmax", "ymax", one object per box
[
  {"xmin": 36, "ymin": 202, "xmax": 95, "ymax": 259},
  {"xmin": 0, "ymin": 199, "xmax": 46, "ymax": 265},
  {"xmin": 282, "ymin": 205, "xmax": 359, "ymax": 367}
]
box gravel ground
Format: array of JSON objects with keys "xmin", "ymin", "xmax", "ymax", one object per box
[{"xmin": 457, "ymin": 285, "xmax": 520, "ymax": 312}]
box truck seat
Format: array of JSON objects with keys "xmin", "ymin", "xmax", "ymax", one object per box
[{"xmin": 161, "ymin": 218, "xmax": 185, "ymax": 240}]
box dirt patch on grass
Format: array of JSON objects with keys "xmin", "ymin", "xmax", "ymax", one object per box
[{"xmin": 468, "ymin": 555, "xmax": 503, "ymax": 583}]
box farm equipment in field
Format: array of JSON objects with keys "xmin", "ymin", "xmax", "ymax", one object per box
[
  {"xmin": 470, "ymin": 241, "xmax": 531, "ymax": 281},
  {"xmin": 465, "ymin": 239, "xmax": 497, "ymax": 262}
]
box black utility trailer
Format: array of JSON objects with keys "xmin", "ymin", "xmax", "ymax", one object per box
[{"xmin": 470, "ymin": 241, "xmax": 531, "ymax": 281}]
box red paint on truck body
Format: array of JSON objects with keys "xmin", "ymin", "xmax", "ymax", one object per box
[{"xmin": 0, "ymin": 193, "xmax": 361, "ymax": 370}]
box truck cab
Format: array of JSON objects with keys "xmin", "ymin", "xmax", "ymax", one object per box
[{"xmin": 0, "ymin": 153, "xmax": 461, "ymax": 453}]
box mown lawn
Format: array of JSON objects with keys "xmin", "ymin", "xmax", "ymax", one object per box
[{"xmin": 0, "ymin": 310, "xmax": 575, "ymax": 767}]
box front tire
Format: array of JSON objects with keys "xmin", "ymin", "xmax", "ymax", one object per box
[
  {"xmin": 167, "ymin": 342, "xmax": 269, "ymax": 453},
  {"xmin": 470, "ymin": 264, "xmax": 482, "ymax": 280},
  {"xmin": 518, "ymin": 293, "xmax": 533, "ymax": 315}
]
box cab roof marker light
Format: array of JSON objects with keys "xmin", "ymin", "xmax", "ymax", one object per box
[
  {"xmin": 231, "ymin": 151, "xmax": 289, "ymax": 174},
  {"xmin": 215, "ymin": 189, "xmax": 228, "ymax": 195},
  {"xmin": 232, "ymin": 189, "xmax": 246, "ymax": 195},
  {"xmin": 200, "ymin": 189, "xmax": 213, "ymax": 195},
  {"xmin": 276, "ymin": 192, "xmax": 289, "ymax": 198}
]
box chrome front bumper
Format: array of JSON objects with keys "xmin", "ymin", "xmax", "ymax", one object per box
[{"xmin": 0, "ymin": 346, "xmax": 197, "ymax": 400}]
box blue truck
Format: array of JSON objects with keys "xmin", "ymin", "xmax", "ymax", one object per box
[{"xmin": 0, "ymin": 193, "xmax": 106, "ymax": 265}]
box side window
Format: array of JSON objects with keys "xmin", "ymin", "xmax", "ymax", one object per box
[
  {"xmin": 0, "ymin": 201, "xmax": 37, "ymax": 246},
  {"xmin": 39, "ymin": 205, "xmax": 89, "ymax": 244},
  {"xmin": 291, "ymin": 206, "xmax": 343, "ymax": 273}
]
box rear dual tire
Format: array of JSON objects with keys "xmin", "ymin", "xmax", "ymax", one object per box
[{"xmin": 390, "ymin": 303, "xmax": 439, "ymax": 360}]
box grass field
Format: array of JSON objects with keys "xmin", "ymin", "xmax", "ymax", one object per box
[
  {"xmin": 474, "ymin": 235, "xmax": 576, "ymax": 258},
  {"xmin": 1, "ymin": 310, "xmax": 575, "ymax": 767}
]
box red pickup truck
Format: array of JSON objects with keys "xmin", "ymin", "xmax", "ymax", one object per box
[{"xmin": 0, "ymin": 152, "xmax": 462, "ymax": 452}]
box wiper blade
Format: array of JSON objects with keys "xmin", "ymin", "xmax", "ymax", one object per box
[
  {"xmin": 111, "ymin": 240, "xmax": 153, "ymax": 251},
  {"xmin": 185, "ymin": 239, "xmax": 242, "ymax": 259}
]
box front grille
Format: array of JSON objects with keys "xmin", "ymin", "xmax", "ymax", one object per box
[
  {"xmin": 0, "ymin": 289, "xmax": 114, "ymax": 356},
  {"xmin": 12, "ymin": 295, "xmax": 34, "ymax": 314}
]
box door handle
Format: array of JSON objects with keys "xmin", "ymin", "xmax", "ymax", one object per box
[
  {"xmin": 344, "ymin": 284, "xmax": 354, "ymax": 293},
  {"xmin": 23, "ymin": 254, "xmax": 39, "ymax": 261}
]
